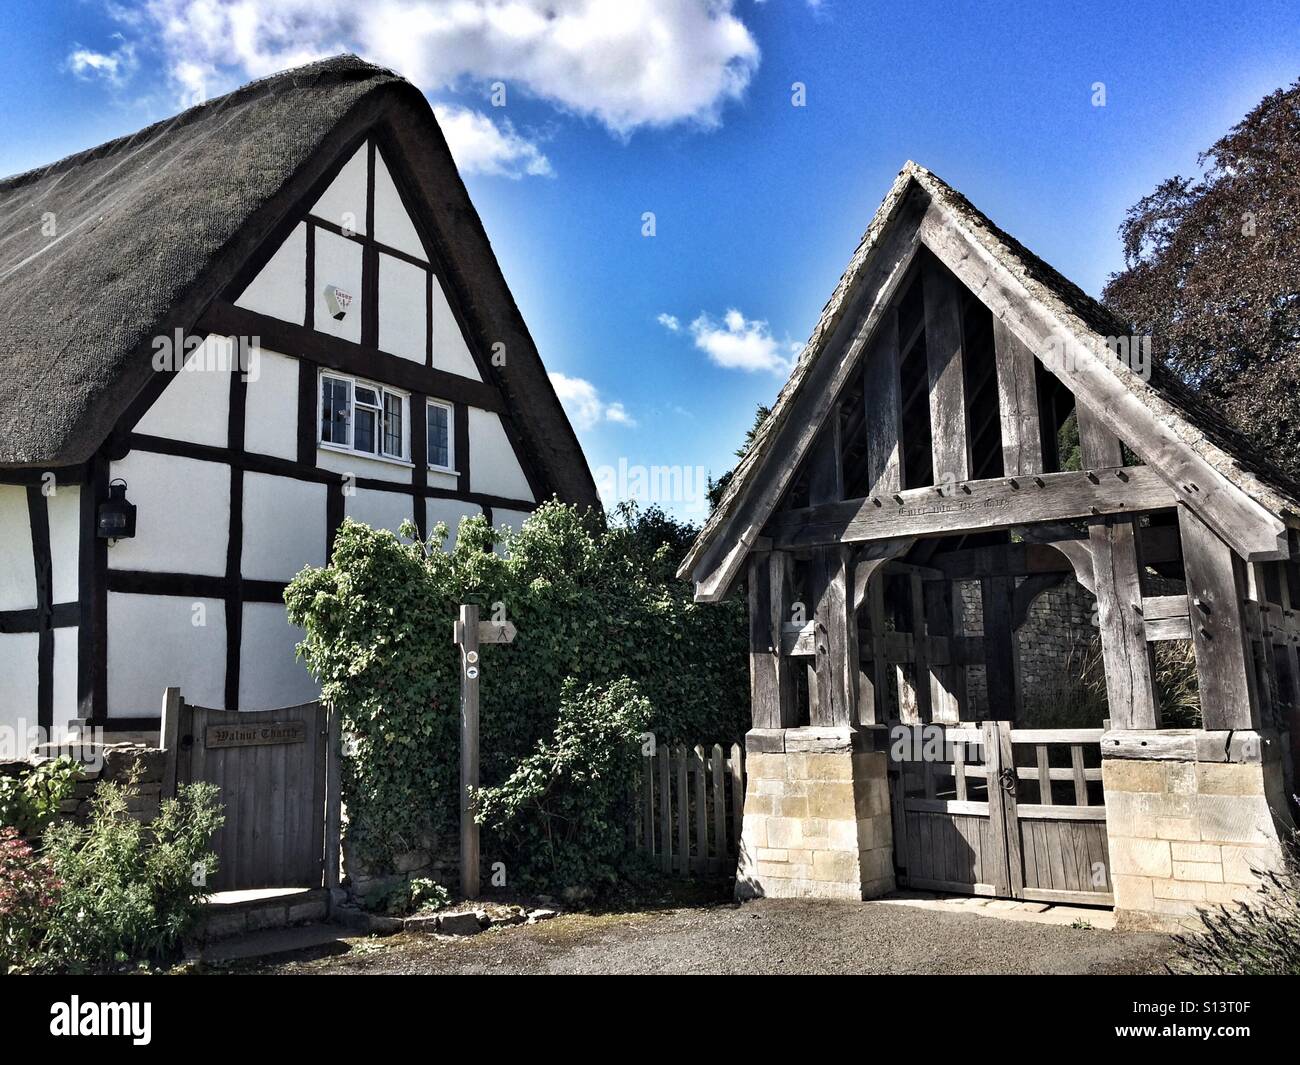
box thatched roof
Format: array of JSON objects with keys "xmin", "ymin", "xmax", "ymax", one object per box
[
  {"xmin": 0, "ymin": 55, "xmax": 598, "ymax": 508},
  {"xmin": 681, "ymin": 161, "xmax": 1300, "ymax": 589}
]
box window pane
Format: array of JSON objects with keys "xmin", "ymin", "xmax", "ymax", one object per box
[
  {"xmin": 355, "ymin": 385, "xmax": 379, "ymax": 407},
  {"xmin": 321, "ymin": 377, "xmax": 349, "ymax": 445},
  {"xmin": 383, "ymin": 393, "xmax": 404, "ymax": 457},
  {"xmin": 354, "ymin": 406, "xmax": 377, "ymax": 454},
  {"xmin": 427, "ymin": 403, "xmax": 450, "ymax": 468}
]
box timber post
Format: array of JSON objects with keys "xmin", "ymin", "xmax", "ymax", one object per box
[{"xmin": 455, "ymin": 603, "xmax": 481, "ymax": 899}]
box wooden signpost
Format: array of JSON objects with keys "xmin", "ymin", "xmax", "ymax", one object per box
[{"xmin": 452, "ymin": 604, "xmax": 516, "ymax": 898}]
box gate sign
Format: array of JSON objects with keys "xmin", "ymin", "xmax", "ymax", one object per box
[{"xmin": 205, "ymin": 720, "xmax": 307, "ymax": 749}]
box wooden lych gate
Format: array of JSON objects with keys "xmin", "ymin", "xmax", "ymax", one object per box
[
  {"xmin": 160, "ymin": 688, "xmax": 341, "ymax": 893},
  {"xmin": 679, "ymin": 164, "xmax": 1299, "ymax": 909},
  {"xmin": 892, "ymin": 723, "xmax": 1111, "ymax": 905}
]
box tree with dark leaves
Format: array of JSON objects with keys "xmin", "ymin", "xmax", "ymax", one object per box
[{"xmin": 1103, "ymin": 78, "xmax": 1300, "ymax": 478}]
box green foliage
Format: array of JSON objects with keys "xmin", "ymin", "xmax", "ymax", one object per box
[
  {"xmin": 707, "ymin": 403, "xmax": 772, "ymax": 512},
  {"xmin": 285, "ymin": 502, "xmax": 747, "ymax": 878},
  {"xmin": 0, "ymin": 758, "xmax": 79, "ymax": 835},
  {"xmin": 1103, "ymin": 77, "xmax": 1300, "ymax": 480},
  {"xmin": 362, "ymin": 876, "xmax": 451, "ymax": 916},
  {"xmin": 475, "ymin": 679, "xmax": 653, "ymax": 890},
  {"xmin": 1153, "ymin": 639, "xmax": 1202, "ymax": 728},
  {"xmin": 1174, "ymin": 831, "xmax": 1300, "ymax": 975},
  {"xmin": 0, "ymin": 827, "xmax": 61, "ymax": 973},
  {"xmin": 38, "ymin": 781, "xmax": 224, "ymax": 970}
]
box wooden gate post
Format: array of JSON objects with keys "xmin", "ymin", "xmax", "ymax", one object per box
[
  {"xmin": 455, "ymin": 604, "xmax": 481, "ymax": 899},
  {"xmin": 323, "ymin": 703, "xmax": 343, "ymax": 904},
  {"xmin": 159, "ymin": 686, "xmax": 182, "ymax": 800}
]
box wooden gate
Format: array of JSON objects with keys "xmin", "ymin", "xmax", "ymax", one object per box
[
  {"xmin": 891, "ymin": 723, "xmax": 1112, "ymax": 906},
  {"xmin": 161, "ymin": 689, "xmax": 339, "ymax": 892}
]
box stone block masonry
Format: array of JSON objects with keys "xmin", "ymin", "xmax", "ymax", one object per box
[
  {"xmin": 1102, "ymin": 731, "xmax": 1294, "ymax": 932},
  {"xmin": 736, "ymin": 727, "xmax": 895, "ymax": 901},
  {"xmin": 4, "ymin": 741, "xmax": 166, "ymax": 831}
]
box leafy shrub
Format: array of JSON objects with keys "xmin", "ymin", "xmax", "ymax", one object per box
[
  {"xmin": 1174, "ymin": 831, "xmax": 1300, "ymax": 974},
  {"xmin": 0, "ymin": 758, "xmax": 79, "ymax": 835},
  {"xmin": 475, "ymin": 678, "xmax": 653, "ymax": 891},
  {"xmin": 0, "ymin": 827, "xmax": 61, "ymax": 973},
  {"xmin": 285, "ymin": 501, "xmax": 746, "ymax": 875},
  {"xmin": 39, "ymin": 781, "xmax": 223, "ymax": 970},
  {"xmin": 362, "ymin": 876, "xmax": 451, "ymax": 916}
]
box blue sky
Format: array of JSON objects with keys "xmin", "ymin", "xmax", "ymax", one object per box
[{"xmin": 3, "ymin": 1, "xmax": 1298, "ymax": 520}]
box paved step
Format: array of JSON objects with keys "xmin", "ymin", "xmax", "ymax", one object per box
[
  {"xmin": 196, "ymin": 887, "xmax": 330, "ymax": 941},
  {"xmin": 195, "ymin": 922, "xmax": 352, "ymax": 964}
]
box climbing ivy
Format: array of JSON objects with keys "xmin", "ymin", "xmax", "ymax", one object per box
[{"xmin": 284, "ymin": 502, "xmax": 747, "ymax": 875}]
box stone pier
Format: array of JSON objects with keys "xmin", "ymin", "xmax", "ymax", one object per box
[
  {"xmin": 735, "ymin": 727, "xmax": 895, "ymax": 901},
  {"xmin": 1102, "ymin": 729, "xmax": 1294, "ymax": 932}
]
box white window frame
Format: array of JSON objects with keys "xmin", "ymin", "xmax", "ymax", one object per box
[
  {"xmin": 318, "ymin": 370, "xmax": 410, "ymax": 464},
  {"xmin": 426, "ymin": 398, "xmax": 457, "ymax": 474}
]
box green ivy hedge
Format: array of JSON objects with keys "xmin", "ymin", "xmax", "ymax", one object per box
[{"xmin": 284, "ymin": 502, "xmax": 747, "ymax": 877}]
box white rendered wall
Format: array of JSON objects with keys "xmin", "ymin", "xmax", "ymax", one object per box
[
  {"xmin": 108, "ymin": 452, "xmax": 230, "ymax": 577},
  {"xmin": 467, "ymin": 408, "xmax": 534, "ymax": 501},
  {"xmin": 373, "ymin": 150, "xmax": 426, "ymax": 260},
  {"xmin": 345, "ymin": 488, "xmax": 415, "ymax": 536},
  {"xmin": 243, "ymin": 348, "xmax": 300, "ymax": 461},
  {"xmin": 242, "ymin": 473, "xmax": 327, "ymax": 581},
  {"xmin": 432, "ymin": 280, "xmax": 482, "ymax": 380},
  {"xmin": 379, "ymin": 252, "xmax": 428, "ymax": 363},
  {"xmin": 0, "ymin": 632, "xmax": 39, "ymax": 743},
  {"xmin": 47, "ymin": 484, "xmax": 80, "ymax": 604},
  {"xmin": 133, "ymin": 337, "xmax": 231, "ymax": 448},
  {"xmin": 311, "ymin": 144, "xmax": 368, "ymax": 235},
  {"xmin": 239, "ymin": 603, "xmax": 319, "ymax": 709},
  {"xmin": 426, "ymin": 498, "xmax": 483, "ymax": 549},
  {"xmin": 0, "ymin": 486, "xmax": 35, "ymax": 610},
  {"xmin": 235, "ymin": 222, "xmax": 307, "ymax": 324},
  {"xmin": 52, "ymin": 627, "xmax": 78, "ymax": 734},
  {"xmin": 314, "ymin": 229, "xmax": 364, "ymax": 345},
  {"xmin": 316, "ymin": 446, "xmax": 413, "ymax": 485},
  {"xmin": 106, "ymin": 593, "xmax": 226, "ymax": 715}
]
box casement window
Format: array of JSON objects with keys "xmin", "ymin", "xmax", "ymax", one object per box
[
  {"xmin": 426, "ymin": 399, "xmax": 455, "ymax": 472},
  {"xmin": 319, "ymin": 371, "xmax": 409, "ymax": 461}
]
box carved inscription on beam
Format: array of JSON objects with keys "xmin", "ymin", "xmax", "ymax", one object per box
[{"xmin": 766, "ymin": 465, "xmax": 1176, "ymax": 548}]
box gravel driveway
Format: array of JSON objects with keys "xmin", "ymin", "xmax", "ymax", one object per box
[{"xmin": 248, "ymin": 898, "xmax": 1175, "ymax": 976}]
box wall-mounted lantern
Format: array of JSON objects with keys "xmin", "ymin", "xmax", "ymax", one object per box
[{"xmin": 97, "ymin": 479, "xmax": 137, "ymax": 540}]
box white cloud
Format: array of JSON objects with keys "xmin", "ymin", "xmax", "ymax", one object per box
[
  {"xmin": 549, "ymin": 372, "xmax": 636, "ymax": 430},
  {"xmin": 66, "ymin": 34, "xmax": 138, "ymax": 87},
  {"xmin": 656, "ymin": 313, "xmax": 681, "ymax": 333},
  {"xmin": 122, "ymin": 0, "xmax": 760, "ymax": 134},
  {"xmin": 432, "ymin": 104, "xmax": 551, "ymax": 178},
  {"xmin": 689, "ymin": 308, "xmax": 792, "ymax": 374}
]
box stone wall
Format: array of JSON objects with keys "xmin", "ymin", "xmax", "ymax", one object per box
[
  {"xmin": 2, "ymin": 742, "xmax": 165, "ymax": 832},
  {"xmin": 735, "ymin": 727, "xmax": 894, "ymax": 901},
  {"xmin": 1102, "ymin": 731, "xmax": 1294, "ymax": 932}
]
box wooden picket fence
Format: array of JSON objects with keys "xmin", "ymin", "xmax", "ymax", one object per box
[{"xmin": 634, "ymin": 738, "xmax": 747, "ymax": 878}]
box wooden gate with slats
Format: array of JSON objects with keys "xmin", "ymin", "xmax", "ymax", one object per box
[
  {"xmin": 161, "ymin": 689, "xmax": 340, "ymax": 892},
  {"xmin": 891, "ymin": 723, "xmax": 1112, "ymax": 906},
  {"xmin": 635, "ymin": 739, "xmax": 746, "ymax": 878}
]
